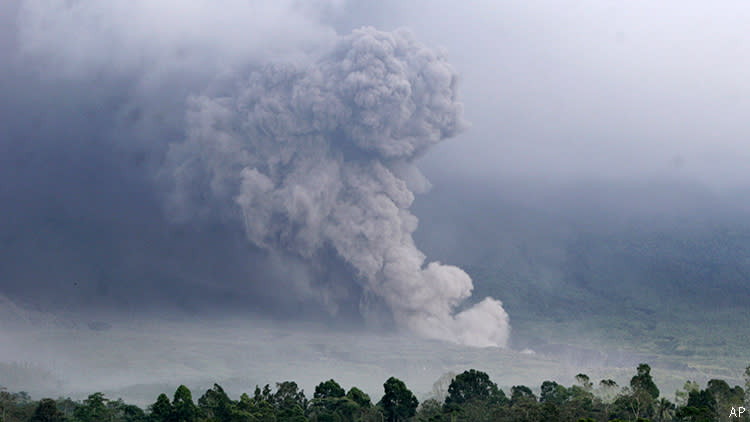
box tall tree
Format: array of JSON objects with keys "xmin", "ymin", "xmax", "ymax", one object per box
[
  {"xmin": 615, "ymin": 363, "xmax": 660, "ymax": 420},
  {"xmin": 149, "ymin": 393, "xmax": 172, "ymax": 422},
  {"xmin": 274, "ymin": 382, "xmax": 306, "ymax": 409},
  {"xmin": 540, "ymin": 381, "xmax": 569, "ymax": 406},
  {"xmin": 109, "ymin": 398, "xmax": 147, "ymax": 422},
  {"xmin": 415, "ymin": 399, "xmax": 443, "ymax": 421},
  {"xmin": 55, "ymin": 397, "xmax": 78, "ymax": 420},
  {"xmin": 675, "ymin": 380, "xmax": 700, "ymax": 407},
  {"xmin": 445, "ymin": 369, "xmax": 505, "ymax": 408},
  {"xmin": 508, "ymin": 385, "xmax": 541, "ymax": 422},
  {"xmin": 74, "ymin": 392, "xmax": 112, "ymax": 422},
  {"xmin": 237, "ymin": 392, "xmax": 275, "ymax": 422},
  {"xmin": 381, "ymin": 377, "xmax": 418, "ymax": 422},
  {"xmin": 510, "ymin": 385, "xmax": 536, "ymax": 405},
  {"xmin": 309, "ymin": 379, "xmax": 348, "ymax": 421},
  {"xmin": 346, "ymin": 387, "xmax": 371, "ymax": 409},
  {"xmin": 630, "ymin": 364, "xmax": 659, "ymax": 400},
  {"xmin": 565, "ymin": 377, "xmax": 595, "ymax": 421},
  {"xmin": 0, "ymin": 388, "xmax": 13, "ymax": 422},
  {"xmin": 314, "ymin": 380, "xmax": 345, "ymax": 400},
  {"xmin": 172, "ymin": 385, "xmax": 198, "ymax": 422},
  {"xmin": 676, "ymin": 389, "xmax": 717, "ymax": 422},
  {"xmin": 706, "ymin": 379, "xmax": 743, "ymax": 422},
  {"xmin": 595, "ymin": 379, "xmax": 619, "ymax": 419},
  {"xmin": 198, "ymin": 384, "xmax": 234, "ymax": 422},
  {"xmin": 655, "ymin": 397, "xmax": 675, "ymax": 422},
  {"xmin": 274, "ymin": 382, "xmax": 306, "ymax": 422},
  {"xmin": 574, "ymin": 374, "xmax": 593, "ymax": 393},
  {"xmin": 30, "ymin": 399, "xmax": 64, "ymax": 422}
]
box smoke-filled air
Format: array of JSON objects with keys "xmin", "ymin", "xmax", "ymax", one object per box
[
  {"xmin": 8, "ymin": 0, "xmax": 750, "ymax": 410},
  {"xmin": 164, "ymin": 27, "xmax": 509, "ymax": 347},
  {"xmin": 0, "ymin": 1, "xmax": 510, "ymax": 348}
]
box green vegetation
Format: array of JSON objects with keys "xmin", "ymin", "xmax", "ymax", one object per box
[{"xmin": 2, "ymin": 363, "xmax": 749, "ymax": 421}]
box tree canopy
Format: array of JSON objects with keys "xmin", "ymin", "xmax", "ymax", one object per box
[
  {"xmin": 380, "ymin": 377, "xmax": 418, "ymax": 422},
  {"xmin": 2, "ymin": 362, "xmax": 749, "ymax": 422}
]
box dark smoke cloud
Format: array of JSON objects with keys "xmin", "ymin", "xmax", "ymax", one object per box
[{"xmin": 1, "ymin": 2, "xmax": 509, "ymax": 346}]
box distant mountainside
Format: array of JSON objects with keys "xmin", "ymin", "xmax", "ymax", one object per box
[
  {"xmin": 412, "ymin": 176, "xmax": 750, "ymax": 331},
  {"xmin": 410, "ymin": 176, "xmax": 750, "ymax": 381}
]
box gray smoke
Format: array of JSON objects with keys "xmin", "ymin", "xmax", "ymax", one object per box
[
  {"xmin": 164, "ymin": 27, "xmax": 509, "ymax": 347},
  {"xmin": 4, "ymin": 1, "xmax": 509, "ymax": 347}
]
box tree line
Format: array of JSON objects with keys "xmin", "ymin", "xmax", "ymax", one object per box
[{"xmin": 2, "ymin": 363, "xmax": 749, "ymax": 422}]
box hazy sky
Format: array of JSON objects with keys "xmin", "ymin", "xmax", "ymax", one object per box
[
  {"xmin": 332, "ymin": 1, "xmax": 750, "ymax": 188},
  {"xmin": 2, "ymin": 0, "xmax": 750, "ymax": 402},
  {"xmin": 2, "ymin": 0, "xmax": 749, "ymax": 331},
  {"xmin": 6, "ymin": 0, "xmax": 750, "ymax": 184}
]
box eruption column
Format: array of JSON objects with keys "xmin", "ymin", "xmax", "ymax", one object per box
[{"xmin": 166, "ymin": 27, "xmax": 510, "ymax": 347}]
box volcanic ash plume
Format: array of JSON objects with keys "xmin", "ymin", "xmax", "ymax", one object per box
[{"xmin": 165, "ymin": 27, "xmax": 510, "ymax": 347}]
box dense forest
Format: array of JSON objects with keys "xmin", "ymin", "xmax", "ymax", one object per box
[{"xmin": 1, "ymin": 363, "xmax": 747, "ymax": 422}]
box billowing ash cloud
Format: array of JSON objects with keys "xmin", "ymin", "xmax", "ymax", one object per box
[
  {"xmin": 1, "ymin": 1, "xmax": 508, "ymax": 347},
  {"xmin": 163, "ymin": 28, "xmax": 509, "ymax": 347}
]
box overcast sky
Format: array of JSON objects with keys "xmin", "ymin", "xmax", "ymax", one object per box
[
  {"xmin": 2, "ymin": 0, "xmax": 749, "ymax": 329},
  {"xmin": 3, "ymin": 0, "xmax": 750, "ymax": 400},
  {"xmin": 5, "ymin": 1, "xmax": 750, "ymax": 187},
  {"xmin": 328, "ymin": 1, "xmax": 750, "ymax": 188}
]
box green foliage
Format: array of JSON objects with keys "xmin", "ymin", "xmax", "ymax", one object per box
[
  {"xmin": 432, "ymin": 370, "xmax": 512, "ymax": 421},
  {"xmin": 574, "ymin": 374, "xmax": 593, "ymax": 392},
  {"xmin": 149, "ymin": 393, "xmax": 172, "ymax": 422},
  {"xmin": 273, "ymin": 382, "xmax": 306, "ymax": 409},
  {"xmin": 675, "ymin": 380, "xmax": 700, "ymax": 407},
  {"xmin": 273, "ymin": 382, "xmax": 306, "ymax": 422},
  {"xmin": 704, "ymin": 378, "xmax": 743, "ymax": 421},
  {"xmin": 357, "ymin": 406, "xmax": 384, "ymax": 422},
  {"xmin": 539, "ymin": 381, "xmax": 568, "ymax": 405},
  {"xmin": 609, "ymin": 363, "xmax": 661, "ymax": 421},
  {"xmin": 380, "ymin": 377, "xmax": 418, "ymax": 422},
  {"xmin": 55, "ymin": 397, "xmax": 78, "ymax": 420},
  {"xmin": 198, "ymin": 384, "xmax": 234, "ymax": 422},
  {"xmin": 74, "ymin": 392, "xmax": 111, "ymax": 422},
  {"xmin": 308, "ymin": 380, "xmax": 356, "ymax": 422},
  {"xmin": 109, "ymin": 398, "xmax": 148, "ymax": 422},
  {"xmin": 238, "ymin": 391, "xmax": 275, "ymax": 422},
  {"xmin": 630, "ymin": 364, "xmax": 659, "ymax": 400},
  {"xmin": 676, "ymin": 389, "xmax": 717, "ymax": 422},
  {"xmin": 415, "ymin": 399, "xmax": 442, "ymax": 421},
  {"xmin": 654, "ymin": 397, "xmax": 675, "ymax": 421},
  {"xmin": 509, "ymin": 385, "xmax": 536, "ymax": 405},
  {"xmin": 172, "ymin": 385, "xmax": 198, "ymax": 422},
  {"xmin": 313, "ymin": 381, "xmax": 344, "ymax": 401},
  {"xmin": 593, "ymin": 379, "xmax": 619, "ymax": 420},
  {"xmin": 0, "ymin": 393, "xmax": 35, "ymax": 422},
  {"xmin": 345, "ymin": 388, "xmax": 370, "ymax": 409},
  {"xmin": 6, "ymin": 361, "xmax": 750, "ymax": 422},
  {"xmin": 30, "ymin": 399, "xmax": 63, "ymax": 422},
  {"xmin": 538, "ymin": 402, "xmax": 559, "ymax": 422},
  {"xmin": 444, "ymin": 369, "xmax": 505, "ymax": 410}
]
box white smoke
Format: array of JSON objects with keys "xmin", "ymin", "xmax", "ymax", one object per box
[{"xmin": 165, "ymin": 27, "xmax": 510, "ymax": 347}]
